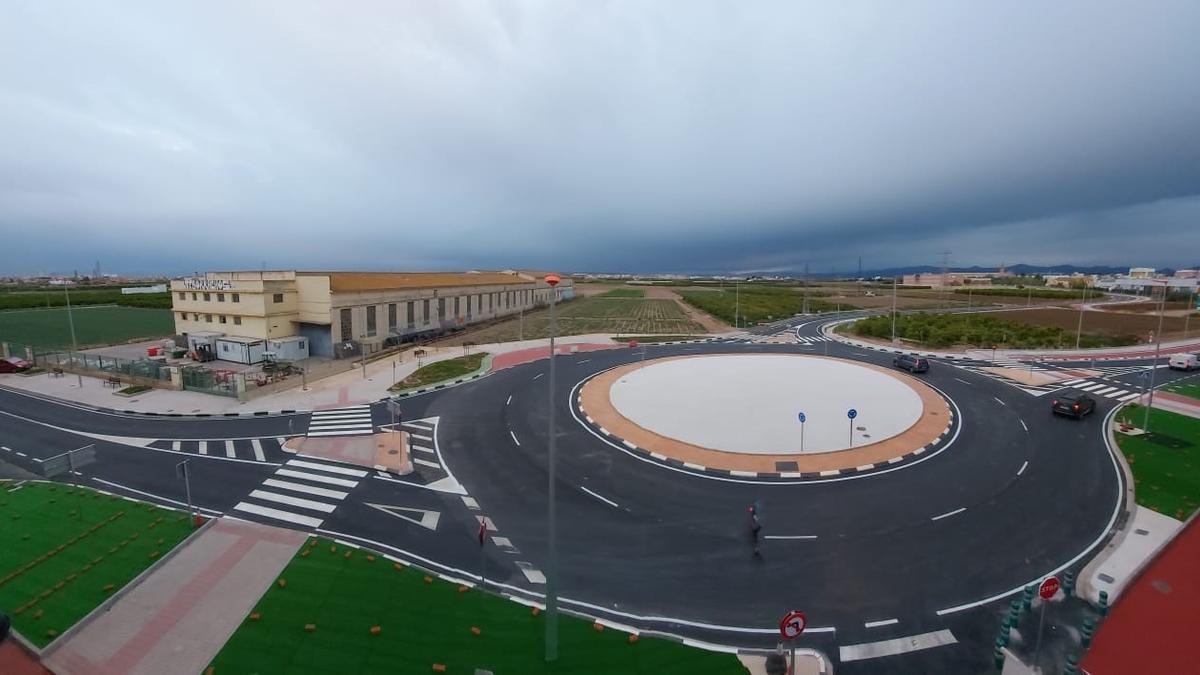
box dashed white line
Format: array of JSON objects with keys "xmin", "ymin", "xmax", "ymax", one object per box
[
  {"xmin": 764, "ymin": 535, "xmax": 818, "ymax": 540},
  {"xmin": 578, "ymin": 359, "xmax": 591, "ymax": 364},
  {"xmin": 506, "ymin": 395, "xmax": 513, "ymax": 405},
  {"xmin": 580, "ymin": 486, "xmax": 620, "ymax": 509},
  {"xmin": 931, "ymin": 507, "xmax": 966, "ymax": 521},
  {"xmin": 1020, "ymin": 419, "xmax": 1028, "ymax": 432},
  {"xmin": 954, "ymin": 378, "xmax": 972, "ymax": 385},
  {"xmin": 412, "ymin": 457, "xmax": 441, "ymax": 469},
  {"xmin": 509, "ymin": 430, "xmax": 521, "ymax": 446},
  {"xmin": 864, "ymin": 618, "xmax": 899, "ymax": 628},
  {"xmin": 993, "ymin": 397, "xmax": 1006, "ymax": 406},
  {"xmin": 251, "ymin": 439, "xmax": 265, "ymax": 462},
  {"xmin": 1017, "ymin": 460, "xmax": 1029, "ymax": 476},
  {"xmin": 532, "ymin": 373, "xmax": 543, "ymax": 380}
]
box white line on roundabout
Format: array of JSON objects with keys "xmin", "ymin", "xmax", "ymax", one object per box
[
  {"xmin": 764, "ymin": 534, "xmax": 818, "ymax": 540},
  {"xmin": 1017, "ymin": 460, "xmax": 1029, "ymax": 476},
  {"xmin": 993, "ymin": 396, "xmax": 1006, "ymax": 406},
  {"xmin": 930, "ymin": 507, "xmax": 966, "ymax": 521},
  {"xmin": 506, "ymin": 394, "xmax": 512, "ymax": 405},
  {"xmin": 864, "ymin": 618, "xmax": 899, "ymax": 628},
  {"xmin": 580, "ymin": 486, "xmax": 620, "ymax": 508},
  {"xmin": 509, "ymin": 430, "xmax": 521, "ymax": 446},
  {"xmin": 567, "ymin": 362, "xmax": 964, "ymax": 485},
  {"xmin": 933, "ymin": 403, "xmax": 1125, "ymax": 616},
  {"xmin": 954, "ymin": 377, "xmax": 972, "ymax": 385},
  {"xmin": 1020, "ymin": 419, "xmax": 1028, "ymax": 432}
]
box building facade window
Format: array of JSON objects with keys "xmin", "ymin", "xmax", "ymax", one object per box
[
  {"xmin": 178, "ymin": 312, "xmax": 186, "ymax": 321},
  {"xmin": 453, "ymin": 297, "xmax": 460, "ymax": 318},
  {"xmin": 192, "ymin": 293, "xmax": 197, "ymax": 301},
  {"xmin": 234, "ymin": 316, "xmax": 242, "ymax": 325},
  {"xmin": 217, "ymin": 293, "xmax": 225, "ymax": 302},
  {"xmin": 178, "ymin": 292, "xmax": 186, "ymax": 300},
  {"xmin": 388, "ymin": 303, "xmax": 397, "ymax": 332},
  {"xmin": 340, "ymin": 308, "xmax": 352, "ymax": 341},
  {"xmin": 203, "ymin": 293, "xmax": 211, "ymax": 301},
  {"xmin": 205, "ymin": 314, "xmax": 213, "ymax": 323},
  {"xmin": 488, "ymin": 294, "xmax": 494, "ymax": 312},
  {"xmin": 437, "ymin": 298, "xmax": 445, "ymax": 321},
  {"xmin": 406, "ymin": 301, "xmax": 415, "ymax": 329},
  {"xmin": 423, "ymin": 299, "xmax": 431, "ymax": 324},
  {"xmin": 219, "ymin": 315, "xmax": 227, "ymax": 324},
  {"xmin": 366, "ymin": 306, "xmax": 377, "ymax": 337},
  {"xmin": 273, "ymin": 293, "xmax": 284, "ymax": 303},
  {"xmin": 232, "ymin": 293, "xmax": 240, "ymax": 302}
]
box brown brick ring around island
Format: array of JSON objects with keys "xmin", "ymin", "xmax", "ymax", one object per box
[{"xmin": 578, "ymin": 354, "xmax": 954, "ymax": 478}]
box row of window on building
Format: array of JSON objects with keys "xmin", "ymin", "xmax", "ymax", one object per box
[
  {"xmin": 179, "ymin": 312, "xmax": 242, "ymax": 326},
  {"xmin": 177, "ymin": 291, "xmax": 286, "ymax": 303},
  {"xmin": 341, "ymin": 289, "xmax": 539, "ymax": 340}
]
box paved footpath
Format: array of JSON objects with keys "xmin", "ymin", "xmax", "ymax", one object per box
[{"xmin": 44, "ymin": 519, "xmax": 306, "ymax": 675}]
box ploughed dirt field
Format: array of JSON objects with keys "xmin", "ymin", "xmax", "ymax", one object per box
[{"xmin": 973, "ymin": 307, "xmax": 1199, "ymax": 342}]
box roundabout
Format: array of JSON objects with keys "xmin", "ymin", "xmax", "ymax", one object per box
[{"xmin": 579, "ymin": 353, "xmax": 954, "ymax": 476}]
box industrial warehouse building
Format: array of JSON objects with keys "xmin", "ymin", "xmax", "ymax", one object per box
[{"xmin": 170, "ymin": 270, "xmax": 573, "ymax": 362}]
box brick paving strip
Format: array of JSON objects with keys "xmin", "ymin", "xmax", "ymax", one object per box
[
  {"xmin": 44, "ymin": 518, "xmax": 306, "ymax": 675},
  {"xmin": 580, "ymin": 354, "xmax": 951, "ymax": 474}
]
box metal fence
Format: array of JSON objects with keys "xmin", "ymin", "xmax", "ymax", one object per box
[
  {"xmin": 35, "ymin": 350, "xmax": 172, "ymax": 382},
  {"xmin": 180, "ymin": 365, "xmax": 237, "ymax": 397}
]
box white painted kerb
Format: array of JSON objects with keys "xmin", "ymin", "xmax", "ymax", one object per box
[{"xmin": 608, "ymin": 354, "xmax": 923, "ymax": 454}]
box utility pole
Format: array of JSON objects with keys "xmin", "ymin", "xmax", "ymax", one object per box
[
  {"xmin": 1142, "ymin": 281, "xmax": 1167, "ymax": 433},
  {"xmin": 64, "ymin": 287, "xmax": 82, "ymax": 387},
  {"xmin": 802, "ymin": 262, "xmax": 810, "ymax": 315},
  {"xmin": 543, "ymin": 274, "xmax": 562, "ymax": 662},
  {"xmin": 734, "ymin": 280, "xmax": 740, "ymax": 329},
  {"xmin": 891, "ymin": 275, "xmax": 898, "ymax": 344},
  {"xmin": 1074, "ymin": 285, "xmax": 1089, "ymax": 349},
  {"xmin": 938, "ymin": 251, "xmax": 951, "ymax": 309}
]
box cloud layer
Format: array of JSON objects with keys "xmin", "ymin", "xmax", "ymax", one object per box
[{"xmin": 2, "ymin": 1, "xmax": 1198, "ymax": 275}]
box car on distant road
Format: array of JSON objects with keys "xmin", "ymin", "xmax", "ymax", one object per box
[
  {"xmin": 1167, "ymin": 353, "xmax": 1198, "ymax": 371},
  {"xmin": 893, "ymin": 354, "xmax": 930, "ymax": 373},
  {"xmin": 0, "ymin": 357, "xmax": 32, "ymax": 374},
  {"xmin": 1052, "ymin": 394, "xmax": 1096, "ymax": 419}
]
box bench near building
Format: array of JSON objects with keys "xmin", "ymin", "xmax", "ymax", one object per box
[{"xmin": 171, "ymin": 270, "xmax": 573, "ymax": 362}]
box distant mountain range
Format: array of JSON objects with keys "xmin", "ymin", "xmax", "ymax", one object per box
[{"xmin": 772, "ymin": 263, "xmax": 1198, "ymax": 278}]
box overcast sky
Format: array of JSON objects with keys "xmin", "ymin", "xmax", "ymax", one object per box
[{"xmin": 2, "ymin": 1, "xmax": 1198, "ymax": 277}]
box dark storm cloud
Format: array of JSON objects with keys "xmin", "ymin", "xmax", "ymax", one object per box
[{"xmin": 1, "ymin": 1, "xmax": 1198, "ymax": 276}]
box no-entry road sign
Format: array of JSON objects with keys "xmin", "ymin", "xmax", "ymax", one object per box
[
  {"xmin": 1040, "ymin": 576, "xmax": 1060, "ymax": 599},
  {"xmin": 779, "ymin": 610, "xmax": 807, "ymax": 640}
]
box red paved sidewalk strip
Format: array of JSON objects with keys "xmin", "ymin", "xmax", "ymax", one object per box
[
  {"xmin": 1082, "ymin": 514, "xmax": 1200, "ymax": 674},
  {"xmin": 44, "ymin": 518, "xmax": 306, "ymax": 675},
  {"xmin": 490, "ymin": 342, "xmax": 623, "ymax": 371},
  {"xmin": 0, "ymin": 640, "xmax": 51, "ymax": 675}
]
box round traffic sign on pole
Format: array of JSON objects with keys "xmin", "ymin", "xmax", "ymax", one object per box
[
  {"xmin": 779, "ymin": 610, "xmax": 806, "ymax": 640},
  {"xmin": 797, "ymin": 412, "xmax": 806, "ymax": 424},
  {"xmin": 1039, "ymin": 577, "xmax": 1060, "ymax": 600},
  {"xmin": 847, "ymin": 408, "xmax": 857, "ymax": 420}
]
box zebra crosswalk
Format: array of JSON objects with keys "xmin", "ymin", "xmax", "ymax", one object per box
[
  {"xmin": 307, "ymin": 404, "xmax": 375, "ymax": 437},
  {"xmin": 232, "ymin": 456, "xmax": 366, "ymax": 528},
  {"xmin": 1056, "ymin": 378, "xmax": 1142, "ymax": 402},
  {"xmin": 149, "ymin": 437, "xmax": 288, "ymax": 462},
  {"xmin": 793, "ymin": 335, "xmax": 833, "ymax": 345}
]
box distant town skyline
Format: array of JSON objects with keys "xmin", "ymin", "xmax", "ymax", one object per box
[{"xmin": 2, "ymin": 3, "xmax": 1198, "ymax": 275}]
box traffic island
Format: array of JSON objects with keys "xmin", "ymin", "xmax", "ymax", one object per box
[{"xmin": 207, "ymin": 536, "xmax": 749, "ymax": 674}]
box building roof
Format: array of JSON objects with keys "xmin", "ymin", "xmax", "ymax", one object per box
[{"xmin": 305, "ymin": 271, "xmax": 533, "ymax": 292}]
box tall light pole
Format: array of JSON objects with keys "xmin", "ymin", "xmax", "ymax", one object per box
[
  {"xmin": 64, "ymin": 286, "xmax": 82, "ymax": 387},
  {"xmin": 1142, "ymin": 281, "xmax": 1167, "ymax": 433},
  {"xmin": 543, "ymin": 273, "xmax": 561, "ymax": 662},
  {"xmin": 734, "ymin": 280, "xmax": 740, "ymax": 329},
  {"xmin": 890, "ymin": 275, "xmax": 898, "ymax": 344},
  {"xmin": 1074, "ymin": 285, "xmax": 1089, "ymax": 349}
]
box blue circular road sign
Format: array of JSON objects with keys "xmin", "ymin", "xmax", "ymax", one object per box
[
  {"xmin": 847, "ymin": 408, "xmax": 858, "ymax": 420},
  {"xmin": 798, "ymin": 412, "xmax": 806, "ymax": 424}
]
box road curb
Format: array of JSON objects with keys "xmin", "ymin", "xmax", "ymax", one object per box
[{"xmin": 386, "ymin": 353, "xmax": 494, "ymax": 398}]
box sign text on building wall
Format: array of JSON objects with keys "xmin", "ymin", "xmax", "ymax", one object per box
[{"xmin": 181, "ymin": 278, "xmax": 234, "ymax": 291}]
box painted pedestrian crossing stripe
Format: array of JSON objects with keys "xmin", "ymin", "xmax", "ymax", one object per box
[
  {"xmin": 1058, "ymin": 379, "xmax": 1141, "ymax": 401},
  {"xmin": 232, "ymin": 456, "xmax": 367, "ymax": 528},
  {"xmin": 793, "ymin": 335, "xmax": 833, "ymax": 344},
  {"xmin": 152, "ymin": 437, "xmax": 288, "ymax": 462},
  {"xmin": 307, "ymin": 404, "xmax": 374, "ymax": 437}
]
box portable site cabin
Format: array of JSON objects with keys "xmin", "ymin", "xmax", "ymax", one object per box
[
  {"xmin": 186, "ymin": 331, "xmax": 223, "ymax": 362},
  {"xmin": 265, "ymin": 336, "xmax": 309, "ymax": 362},
  {"xmin": 215, "ymin": 336, "xmax": 266, "ymax": 365}
]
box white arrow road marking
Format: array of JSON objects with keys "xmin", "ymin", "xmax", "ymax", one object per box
[{"xmin": 365, "ymin": 502, "xmax": 441, "ymax": 531}]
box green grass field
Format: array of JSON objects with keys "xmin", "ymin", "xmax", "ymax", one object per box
[
  {"xmin": 597, "ymin": 288, "xmax": 645, "ymax": 298},
  {"xmin": 679, "ymin": 287, "xmax": 837, "ymax": 325},
  {"xmin": 390, "ymin": 353, "xmax": 487, "ymax": 391},
  {"xmin": 209, "ymin": 537, "xmax": 746, "ymax": 675},
  {"xmin": 1163, "ymin": 378, "xmax": 1200, "ymax": 402},
  {"xmin": 1116, "ymin": 406, "xmax": 1200, "ymax": 520},
  {"xmin": 0, "ymin": 305, "xmax": 175, "ymax": 349},
  {"xmin": 846, "ymin": 311, "xmax": 1135, "ymax": 349},
  {"xmin": 0, "ymin": 481, "xmax": 194, "ymax": 646},
  {"xmin": 0, "ymin": 288, "xmax": 172, "ymax": 311}
]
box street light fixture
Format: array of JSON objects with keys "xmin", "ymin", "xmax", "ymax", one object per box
[
  {"xmin": 64, "ymin": 287, "xmax": 83, "ymax": 387},
  {"xmin": 543, "ymin": 273, "xmax": 561, "ymax": 662},
  {"xmin": 1142, "ymin": 280, "xmax": 1168, "ymax": 433}
]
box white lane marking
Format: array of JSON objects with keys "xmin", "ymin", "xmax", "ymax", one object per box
[
  {"xmin": 274, "ymin": 468, "xmax": 359, "ymax": 487},
  {"xmin": 408, "ymin": 433, "xmax": 433, "ymax": 442},
  {"xmin": 1107, "ymin": 389, "xmax": 1128, "ymax": 398},
  {"xmin": 249, "ymin": 489, "xmax": 338, "ymax": 513},
  {"xmin": 225, "ymin": 440, "xmax": 236, "ymax": 458},
  {"xmin": 199, "ymin": 441, "xmax": 209, "ymax": 455},
  {"xmin": 580, "ymin": 486, "xmax": 619, "ymax": 509},
  {"xmin": 232, "ymin": 501, "xmax": 323, "ymax": 528},
  {"xmin": 0, "ymin": 446, "xmax": 9, "ymax": 451},
  {"xmin": 412, "ymin": 445, "xmax": 436, "ymax": 455},
  {"xmin": 262, "ymin": 478, "xmax": 348, "ymax": 500},
  {"xmin": 15, "ymin": 451, "xmax": 27, "ymax": 457},
  {"xmin": 1020, "ymin": 419, "xmax": 1028, "ymax": 432},
  {"xmin": 287, "ymin": 459, "xmax": 368, "ymax": 477},
  {"xmin": 506, "ymin": 395, "xmax": 513, "ymax": 405},
  {"xmin": 839, "ymin": 629, "xmax": 957, "ymax": 662},
  {"xmin": 764, "ymin": 535, "xmax": 818, "ymax": 540},
  {"xmin": 491, "ymin": 536, "xmax": 513, "ymax": 548},
  {"xmin": 251, "ymin": 439, "xmax": 265, "ymax": 462},
  {"xmin": 533, "ymin": 373, "xmax": 543, "ymax": 380},
  {"xmin": 412, "ymin": 457, "xmax": 442, "ymax": 469},
  {"xmin": 509, "ymin": 430, "xmax": 521, "ymax": 446},
  {"xmin": 461, "ymin": 496, "xmax": 479, "ymax": 510},
  {"xmin": 1058, "ymin": 378, "xmax": 1087, "ymax": 386},
  {"xmin": 1118, "ymin": 392, "xmax": 1142, "ymax": 401},
  {"xmin": 1092, "ymin": 386, "xmax": 1118, "ymax": 396},
  {"xmin": 1017, "ymin": 460, "xmax": 1029, "ymax": 476},
  {"xmin": 864, "ymin": 618, "xmax": 899, "ymax": 628},
  {"xmin": 954, "ymin": 378, "xmax": 971, "ymax": 385},
  {"xmin": 517, "ymin": 564, "xmax": 547, "ymax": 584},
  {"xmin": 993, "ymin": 397, "xmax": 1006, "ymax": 406},
  {"xmin": 171, "ymin": 441, "xmax": 181, "ymax": 452},
  {"xmin": 931, "ymin": 507, "xmax": 966, "ymax": 521},
  {"xmin": 578, "ymin": 359, "xmax": 591, "ymax": 364},
  {"xmin": 1077, "ymin": 383, "xmax": 1105, "ymax": 392}
]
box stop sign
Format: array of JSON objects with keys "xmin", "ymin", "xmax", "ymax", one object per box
[{"xmin": 1039, "ymin": 576, "xmax": 1060, "ymax": 600}]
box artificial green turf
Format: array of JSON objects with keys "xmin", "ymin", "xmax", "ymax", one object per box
[
  {"xmin": 0, "ymin": 305, "xmax": 174, "ymax": 349},
  {"xmin": 210, "ymin": 538, "xmax": 748, "ymax": 675},
  {"xmin": 0, "ymin": 481, "xmax": 194, "ymax": 646},
  {"xmin": 1116, "ymin": 406, "xmax": 1200, "ymax": 520},
  {"xmin": 1163, "ymin": 380, "xmax": 1200, "ymax": 402}
]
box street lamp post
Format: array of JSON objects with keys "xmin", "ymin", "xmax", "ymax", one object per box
[
  {"xmin": 543, "ymin": 274, "xmax": 561, "ymax": 662},
  {"xmin": 1142, "ymin": 281, "xmax": 1168, "ymax": 433},
  {"xmin": 734, "ymin": 280, "xmax": 740, "ymax": 330},
  {"xmin": 64, "ymin": 287, "xmax": 83, "ymax": 387},
  {"xmin": 890, "ymin": 275, "xmax": 898, "ymax": 344},
  {"xmin": 1075, "ymin": 285, "xmax": 1089, "ymax": 349}
]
